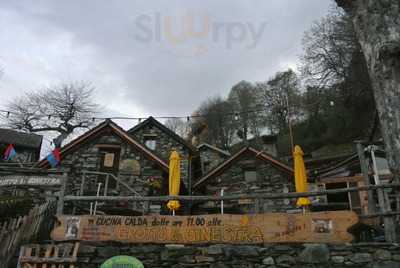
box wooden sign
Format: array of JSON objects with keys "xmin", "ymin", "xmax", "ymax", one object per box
[
  {"xmin": 52, "ymin": 211, "xmax": 358, "ymax": 244},
  {"xmin": 103, "ymin": 153, "xmax": 115, "ymax": 167},
  {"xmin": 0, "ymin": 175, "xmax": 61, "ymax": 187}
]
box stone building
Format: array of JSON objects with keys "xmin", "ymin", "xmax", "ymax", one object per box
[
  {"xmin": 38, "ymin": 120, "xmax": 171, "ymax": 215},
  {"xmin": 0, "ymin": 128, "xmax": 43, "ymax": 163},
  {"xmin": 193, "ymin": 147, "xmax": 294, "ymax": 214},
  {"xmin": 127, "ymin": 116, "xmax": 197, "ymax": 189},
  {"xmin": 37, "ymin": 118, "xmax": 296, "ymax": 215},
  {"xmin": 197, "ymin": 143, "xmax": 231, "ymax": 175}
]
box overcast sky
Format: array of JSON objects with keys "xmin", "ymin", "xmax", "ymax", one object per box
[{"xmin": 0, "ymin": 0, "xmax": 333, "ymax": 122}]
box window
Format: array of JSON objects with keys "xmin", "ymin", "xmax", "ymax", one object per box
[
  {"xmin": 244, "ymin": 170, "xmax": 257, "ymax": 182},
  {"xmin": 144, "ymin": 134, "xmax": 157, "ymax": 150},
  {"xmin": 145, "ymin": 139, "xmax": 156, "ymax": 150}
]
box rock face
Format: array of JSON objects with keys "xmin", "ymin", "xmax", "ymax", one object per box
[
  {"xmin": 73, "ymin": 242, "xmax": 400, "ymax": 267},
  {"xmin": 335, "ymin": 0, "xmax": 400, "ymax": 180},
  {"xmin": 335, "ymin": 0, "xmax": 400, "ymax": 244}
]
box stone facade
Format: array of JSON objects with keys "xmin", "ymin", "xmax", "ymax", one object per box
[
  {"xmin": 58, "ymin": 129, "xmax": 168, "ymax": 214},
  {"xmin": 198, "ymin": 144, "xmax": 230, "ymax": 175},
  {"xmin": 72, "ymin": 242, "xmax": 400, "ymax": 267},
  {"xmin": 128, "ymin": 118, "xmax": 193, "ymax": 188},
  {"xmin": 195, "ymin": 150, "xmax": 294, "ymax": 214}
]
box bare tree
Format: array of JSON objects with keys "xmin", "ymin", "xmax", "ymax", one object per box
[
  {"xmin": 257, "ymin": 69, "xmax": 301, "ymax": 134},
  {"xmin": 300, "ymin": 7, "xmax": 358, "ymax": 87},
  {"xmin": 191, "ymin": 97, "xmax": 236, "ymax": 149},
  {"xmin": 228, "ymin": 81, "xmax": 266, "ymax": 141},
  {"xmin": 164, "ymin": 118, "xmax": 188, "ymax": 138},
  {"xmin": 300, "ymin": 6, "xmax": 376, "ymax": 144},
  {"xmin": 5, "ymin": 82, "xmax": 99, "ymax": 147}
]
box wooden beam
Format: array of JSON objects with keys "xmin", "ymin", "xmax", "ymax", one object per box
[
  {"xmin": 320, "ymin": 175, "xmax": 364, "ymax": 184},
  {"xmin": 359, "ymin": 210, "xmax": 400, "ymax": 219},
  {"xmin": 57, "ymin": 173, "xmax": 68, "ymax": 215},
  {"xmin": 63, "ymin": 183, "xmax": 400, "ymax": 202}
]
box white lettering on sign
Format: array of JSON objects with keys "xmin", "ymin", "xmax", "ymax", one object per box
[{"xmin": 0, "ymin": 176, "xmax": 61, "ymax": 187}]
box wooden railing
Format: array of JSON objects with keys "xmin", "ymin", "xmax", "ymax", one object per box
[
  {"xmin": 18, "ymin": 242, "xmax": 80, "ymax": 268},
  {"xmin": 0, "ymin": 200, "xmax": 57, "ymax": 268}
]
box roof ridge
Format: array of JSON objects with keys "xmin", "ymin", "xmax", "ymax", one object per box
[
  {"xmin": 197, "ymin": 143, "xmax": 231, "ymax": 156},
  {"xmin": 127, "ymin": 116, "xmax": 196, "ymax": 152},
  {"xmin": 0, "ymin": 128, "xmax": 43, "ymax": 149},
  {"xmin": 38, "ymin": 119, "xmax": 168, "ymax": 171},
  {"xmin": 193, "ymin": 146, "xmax": 293, "ymax": 189}
]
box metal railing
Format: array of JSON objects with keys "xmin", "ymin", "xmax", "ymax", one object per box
[
  {"xmin": 77, "ymin": 171, "xmax": 145, "ymax": 215},
  {"xmin": 79, "ymin": 171, "xmax": 142, "ymax": 197}
]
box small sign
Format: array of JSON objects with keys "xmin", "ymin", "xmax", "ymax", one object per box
[
  {"xmin": 104, "ymin": 153, "xmax": 115, "ymax": 167},
  {"xmin": 0, "ymin": 175, "xmax": 61, "ymax": 187},
  {"xmin": 238, "ymin": 199, "xmax": 253, "ymax": 204},
  {"xmin": 100, "ymin": 256, "xmax": 144, "ymax": 268},
  {"xmin": 312, "ymin": 219, "xmax": 333, "ymax": 233}
]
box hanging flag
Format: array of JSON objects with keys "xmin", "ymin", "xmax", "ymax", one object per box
[
  {"xmin": 47, "ymin": 148, "xmax": 61, "ymax": 167},
  {"xmin": 3, "ymin": 144, "xmax": 17, "ymax": 161}
]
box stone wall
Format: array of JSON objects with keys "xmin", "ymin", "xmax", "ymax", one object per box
[
  {"xmin": 60, "ymin": 131, "xmax": 167, "ymax": 214},
  {"xmin": 129, "ymin": 122, "xmax": 192, "ymax": 187},
  {"xmin": 199, "ymin": 148, "xmax": 229, "ymax": 175},
  {"xmin": 197, "ymin": 155, "xmax": 294, "ymax": 214},
  {"xmin": 75, "ymin": 242, "xmax": 400, "ymax": 267}
]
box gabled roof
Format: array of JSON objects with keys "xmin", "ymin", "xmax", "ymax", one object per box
[
  {"xmin": 194, "ymin": 147, "xmax": 293, "ymax": 188},
  {"xmin": 197, "ymin": 143, "xmax": 231, "ymax": 157},
  {"xmin": 127, "ymin": 116, "xmax": 196, "ymax": 153},
  {"xmin": 38, "ymin": 120, "xmax": 169, "ymax": 171},
  {"xmin": 0, "ymin": 128, "xmax": 42, "ymax": 149}
]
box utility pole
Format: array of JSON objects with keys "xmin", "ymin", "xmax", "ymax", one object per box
[{"xmin": 285, "ymin": 92, "xmax": 294, "ymax": 152}]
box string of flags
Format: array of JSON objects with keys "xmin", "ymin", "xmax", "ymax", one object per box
[
  {"xmin": 0, "ymin": 106, "xmax": 269, "ymax": 123},
  {"xmin": 46, "ymin": 148, "xmax": 61, "ymax": 168},
  {"xmin": 2, "ymin": 143, "xmax": 61, "ymax": 168}
]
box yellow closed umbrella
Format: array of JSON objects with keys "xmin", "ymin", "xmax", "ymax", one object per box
[
  {"xmin": 167, "ymin": 150, "xmax": 181, "ymax": 214},
  {"xmin": 293, "ymin": 145, "xmax": 311, "ymax": 207}
]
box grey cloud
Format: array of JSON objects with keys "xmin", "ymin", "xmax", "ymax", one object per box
[{"xmin": 0, "ymin": 0, "xmax": 333, "ymax": 118}]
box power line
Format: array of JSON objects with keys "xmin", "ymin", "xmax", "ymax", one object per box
[{"xmin": 0, "ymin": 107, "xmax": 270, "ymax": 122}]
